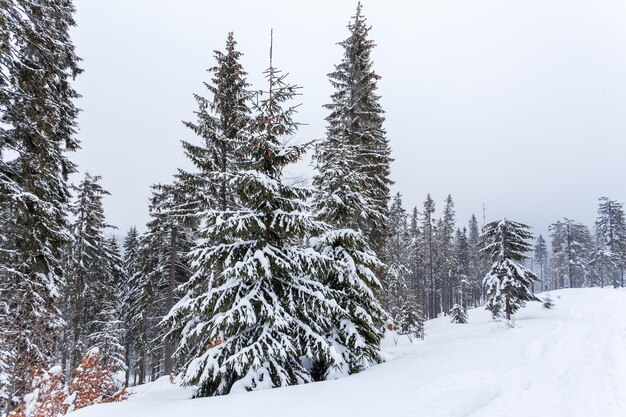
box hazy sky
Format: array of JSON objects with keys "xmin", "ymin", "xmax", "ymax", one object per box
[{"xmin": 71, "ymin": 0, "xmax": 626, "ymax": 239}]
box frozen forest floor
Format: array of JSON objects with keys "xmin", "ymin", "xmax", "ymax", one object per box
[{"xmin": 72, "ymin": 288, "xmax": 626, "ymax": 417}]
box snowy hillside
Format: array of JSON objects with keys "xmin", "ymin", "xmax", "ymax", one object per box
[{"xmin": 70, "ymin": 288, "xmax": 626, "ymax": 417}]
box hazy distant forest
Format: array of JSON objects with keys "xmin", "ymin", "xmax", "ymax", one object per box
[{"xmin": 1, "ymin": 1, "xmax": 625, "ymax": 416}]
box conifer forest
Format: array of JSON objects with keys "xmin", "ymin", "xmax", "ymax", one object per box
[{"xmin": 1, "ymin": 1, "xmax": 625, "ymax": 417}]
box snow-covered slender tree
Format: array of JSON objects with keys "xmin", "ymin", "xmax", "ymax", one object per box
[
  {"xmin": 121, "ymin": 226, "xmax": 140, "ymax": 385},
  {"xmin": 0, "ymin": 0, "xmax": 81, "ymax": 405},
  {"xmin": 549, "ymin": 219, "xmax": 592, "ymax": 289},
  {"xmin": 310, "ymin": 5, "xmax": 390, "ymax": 379},
  {"xmin": 88, "ymin": 236, "xmax": 125, "ymax": 371},
  {"xmin": 383, "ymin": 193, "xmax": 411, "ymax": 318},
  {"xmin": 63, "ymin": 174, "xmax": 125, "ymax": 373},
  {"xmin": 129, "ymin": 184, "xmax": 194, "ymax": 384},
  {"xmin": 165, "ymin": 39, "xmax": 339, "ymax": 397},
  {"xmin": 534, "ymin": 235, "xmax": 548, "ymax": 291},
  {"xmin": 314, "ymin": 2, "xmax": 392, "ymax": 254},
  {"xmin": 397, "ymin": 292, "xmax": 424, "ymax": 341},
  {"xmin": 421, "ymin": 195, "xmax": 437, "ymax": 318},
  {"xmin": 588, "ymin": 237, "xmax": 616, "ymax": 288},
  {"xmin": 449, "ymin": 304, "xmax": 468, "ymax": 324},
  {"xmin": 437, "ymin": 195, "xmax": 456, "ymax": 315},
  {"xmin": 454, "ymin": 227, "xmax": 471, "ymax": 308},
  {"xmin": 407, "ymin": 207, "xmax": 422, "ymax": 296},
  {"xmin": 467, "ymin": 214, "xmax": 486, "ymax": 307},
  {"xmin": 482, "ymin": 219, "xmax": 540, "ymax": 321},
  {"xmin": 595, "ymin": 197, "xmax": 626, "ymax": 287}
]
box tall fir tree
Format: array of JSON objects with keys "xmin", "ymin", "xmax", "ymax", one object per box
[
  {"xmin": 421, "ymin": 194, "xmax": 436, "ymax": 318},
  {"xmin": 314, "ymin": 2, "xmax": 392, "ymax": 254},
  {"xmin": 453, "ymin": 227, "xmax": 471, "ymax": 308},
  {"xmin": 383, "ymin": 193, "xmax": 411, "ymax": 320},
  {"xmin": 87, "ymin": 236, "xmax": 125, "ymax": 371},
  {"xmin": 121, "ymin": 226, "xmax": 140, "ymax": 385},
  {"xmin": 311, "ymin": 5, "xmax": 390, "ymax": 379},
  {"xmin": 407, "ymin": 207, "xmax": 423, "ymax": 297},
  {"xmin": 63, "ymin": 173, "xmax": 124, "ymax": 374},
  {"xmin": 467, "ymin": 214, "xmax": 486, "ymax": 307},
  {"xmin": 549, "ymin": 219, "xmax": 592, "ymax": 289},
  {"xmin": 594, "ymin": 197, "xmax": 626, "ymax": 287},
  {"xmin": 534, "ymin": 235, "xmax": 548, "ymax": 291},
  {"xmin": 129, "ymin": 184, "xmax": 194, "ymax": 384},
  {"xmin": 165, "ymin": 39, "xmax": 339, "ymax": 397},
  {"xmin": 437, "ymin": 195, "xmax": 456, "ymax": 314},
  {"xmin": 482, "ymin": 219, "xmax": 540, "ymax": 321},
  {"xmin": 0, "ymin": 0, "xmax": 81, "ymax": 404}
]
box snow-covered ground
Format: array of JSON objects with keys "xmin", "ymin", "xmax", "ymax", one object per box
[{"xmin": 72, "ymin": 288, "xmax": 626, "ymax": 417}]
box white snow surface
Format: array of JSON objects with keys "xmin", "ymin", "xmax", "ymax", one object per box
[{"xmin": 71, "ymin": 288, "xmax": 626, "ymax": 417}]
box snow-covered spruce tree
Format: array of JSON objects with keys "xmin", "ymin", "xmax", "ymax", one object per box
[
  {"xmin": 63, "ymin": 174, "xmax": 125, "ymax": 373},
  {"xmin": 129, "ymin": 184, "xmax": 194, "ymax": 384},
  {"xmin": 437, "ymin": 195, "xmax": 456, "ymax": 315},
  {"xmin": 534, "ymin": 235, "xmax": 548, "ymax": 291},
  {"xmin": 549, "ymin": 219, "xmax": 592, "ymax": 289},
  {"xmin": 121, "ymin": 226, "xmax": 140, "ymax": 385},
  {"xmin": 383, "ymin": 193, "xmax": 411, "ymax": 318},
  {"xmin": 165, "ymin": 43, "xmax": 338, "ymax": 397},
  {"xmin": 588, "ymin": 237, "xmax": 616, "ymax": 288},
  {"xmin": 468, "ymin": 214, "xmax": 487, "ymax": 307},
  {"xmin": 407, "ymin": 207, "xmax": 423, "ymax": 296},
  {"xmin": 454, "ymin": 227, "xmax": 471, "ymax": 308},
  {"xmin": 314, "ymin": 2, "xmax": 392, "ymax": 254},
  {"xmin": 449, "ymin": 304, "xmax": 468, "ymax": 324},
  {"xmin": 309, "ymin": 5, "xmax": 391, "ymax": 378},
  {"xmin": 126, "ymin": 231, "xmax": 156, "ymax": 386},
  {"xmin": 595, "ymin": 197, "xmax": 626, "ymax": 287},
  {"xmin": 179, "ymin": 31, "xmax": 252, "ymax": 215},
  {"xmin": 482, "ymin": 219, "xmax": 540, "ymax": 322},
  {"xmin": 397, "ymin": 292, "xmax": 424, "ymax": 341},
  {"xmin": 421, "ymin": 194, "xmax": 437, "ymax": 318},
  {"xmin": 0, "ymin": 0, "xmax": 81, "ymax": 405},
  {"xmin": 88, "ymin": 236, "xmax": 126, "ymax": 371}
]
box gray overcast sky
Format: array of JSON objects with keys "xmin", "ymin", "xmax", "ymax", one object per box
[{"xmin": 71, "ymin": 0, "xmax": 626, "ymax": 239}]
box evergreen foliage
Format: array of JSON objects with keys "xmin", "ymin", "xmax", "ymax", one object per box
[
  {"xmin": 594, "ymin": 197, "xmax": 626, "ymax": 287},
  {"xmin": 449, "ymin": 304, "xmax": 468, "ymax": 324},
  {"xmin": 311, "ymin": 3, "xmax": 390, "ymax": 380},
  {"xmin": 549, "ymin": 219, "xmax": 592, "ymax": 289},
  {"xmin": 129, "ymin": 184, "xmax": 193, "ymax": 384},
  {"xmin": 165, "ymin": 42, "xmax": 338, "ymax": 397},
  {"xmin": 63, "ymin": 174, "xmax": 124, "ymax": 373},
  {"xmin": 179, "ymin": 31, "xmax": 252, "ymax": 214},
  {"xmin": 421, "ymin": 195, "xmax": 437, "ymax": 318},
  {"xmin": 0, "ymin": 0, "xmax": 81, "ymax": 403},
  {"xmin": 482, "ymin": 219, "xmax": 540, "ymax": 321},
  {"xmin": 383, "ymin": 193, "xmax": 411, "ymax": 317},
  {"xmin": 314, "ymin": 2, "xmax": 392, "ymax": 253},
  {"xmin": 120, "ymin": 226, "xmax": 140, "ymax": 385},
  {"xmin": 437, "ymin": 195, "xmax": 456, "ymax": 315},
  {"xmin": 397, "ymin": 292, "xmax": 424, "ymax": 340},
  {"xmin": 467, "ymin": 214, "xmax": 486, "ymax": 307},
  {"xmin": 534, "ymin": 235, "xmax": 548, "ymax": 291}
]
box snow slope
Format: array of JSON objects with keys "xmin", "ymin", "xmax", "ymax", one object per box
[{"xmin": 72, "ymin": 288, "xmax": 626, "ymax": 417}]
